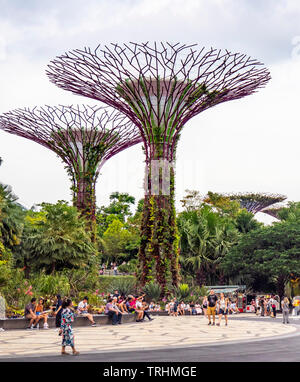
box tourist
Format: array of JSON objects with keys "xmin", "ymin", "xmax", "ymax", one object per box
[
  {"xmin": 168, "ymin": 300, "xmax": 174, "ymax": 315},
  {"xmin": 154, "ymin": 303, "xmax": 161, "ymax": 312},
  {"xmin": 135, "ymin": 296, "xmax": 145, "ymax": 322},
  {"xmin": 207, "ymin": 290, "xmax": 218, "ymax": 326},
  {"xmin": 149, "ymin": 301, "xmax": 155, "ymax": 311},
  {"xmin": 251, "ymin": 299, "xmax": 257, "ymax": 314},
  {"xmin": 34, "ymin": 298, "xmax": 49, "ymax": 329},
  {"xmin": 61, "ymin": 298, "xmax": 79, "ymax": 356},
  {"xmin": 178, "ymin": 301, "xmax": 185, "ymax": 315},
  {"xmin": 292, "ymin": 296, "xmax": 300, "ymax": 316},
  {"xmin": 173, "ymin": 299, "xmax": 179, "ymax": 317},
  {"xmin": 216, "ymin": 293, "xmax": 229, "ymax": 326},
  {"xmin": 25, "ymin": 297, "xmax": 38, "ymax": 329},
  {"xmin": 141, "ymin": 299, "xmax": 154, "ymax": 321},
  {"xmin": 269, "ymin": 295, "xmax": 277, "ymax": 318},
  {"xmin": 77, "ymin": 296, "xmax": 97, "ymax": 326},
  {"xmin": 117, "ymin": 296, "xmax": 128, "ymax": 313},
  {"xmin": 105, "ymin": 297, "xmax": 122, "ymax": 325},
  {"xmin": 125, "ymin": 296, "xmax": 135, "ymax": 313},
  {"xmin": 265, "ymin": 298, "xmax": 270, "ymax": 316},
  {"xmin": 184, "ymin": 302, "xmax": 191, "ymax": 315},
  {"xmin": 189, "ymin": 301, "xmax": 197, "ymax": 315},
  {"xmin": 52, "ymin": 294, "xmax": 63, "ymax": 333},
  {"xmin": 113, "ymin": 264, "xmax": 118, "ymax": 275},
  {"xmin": 259, "ymin": 296, "xmax": 265, "ymax": 316},
  {"xmin": 281, "ymin": 297, "xmax": 290, "ymax": 324},
  {"xmin": 195, "ymin": 302, "xmax": 202, "ymax": 315},
  {"xmin": 255, "ymin": 296, "xmax": 260, "ymax": 315},
  {"xmin": 231, "ymin": 299, "xmax": 239, "ymax": 313},
  {"xmin": 202, "ymin": 296, "xmax": 208, "ymax": 317}
]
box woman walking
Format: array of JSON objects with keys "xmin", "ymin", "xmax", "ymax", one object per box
[
  {"xmin": 202, "ymin": 296, "xmax": 208, "ymax": 318},
  {"xmin": 61, "ymin": 298, "xmax": 79, "ymax": 356},
  {"xmin": 270, "ymin": 296, "xmax": 277, "ymax": 318},
  {"xmin": 216, "ymin": 293, "xmax": 229, "ymax": 326},
  {"xmin": 52, "ymin": 294, "xmax": 63, "ymax": 335},
  {"xmin": 281, "ymin": 297, "xmax": 290, "ymax": 324}
]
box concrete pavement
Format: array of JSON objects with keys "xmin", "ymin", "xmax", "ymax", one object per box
[{"xmin": 0, "ymin": 315, "xmax": 297, "ymax": 360}]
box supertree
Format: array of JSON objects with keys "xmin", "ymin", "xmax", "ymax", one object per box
[
  {"xmin": 261, "ymin": 205, "xmax": 285, "ymax": 220},
  {"xmin": 226, "ymin": 192, "xmax": 287, "ymax": 214},
  {"xmin": 0, "ymin": 105, "xmax": 142, "ymax": 233},
  {"xmin": 46, "ymin": 42, "xmax": 271, "ymax": 290}
]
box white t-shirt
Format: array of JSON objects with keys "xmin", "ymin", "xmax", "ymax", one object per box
[{"xmin": 78, "ymin": 301, "xmax": 88, "ymax": 313}]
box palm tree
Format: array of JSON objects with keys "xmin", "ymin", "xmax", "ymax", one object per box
[
  {"xmin": 17, "ymin": 201, "xmax": 96, "ymax": 275},
  {"xmin": 0, "ymin": 183, "xmax": 25, "ymax": 248},
  {"xmin": 178, "ymin": 205, "xmax": 239, "ymax": 286}
]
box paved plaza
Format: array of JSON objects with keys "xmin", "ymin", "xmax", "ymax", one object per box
[{"xmin": 0, "ymin": 315, "xmax": 298, "ymax": 360}]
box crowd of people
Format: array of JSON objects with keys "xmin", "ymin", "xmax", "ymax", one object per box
[{"xmin": 23, "ymin": 288, "xmax": 298, "ymax": 355}]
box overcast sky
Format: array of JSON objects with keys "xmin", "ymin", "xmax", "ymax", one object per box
[{"xmin": 0, "ymin": 0, "xmax": 300, "ymax": 223}]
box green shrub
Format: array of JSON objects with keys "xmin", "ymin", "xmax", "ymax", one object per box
[
  {"xmin": 109, "ymin": 277, "xmax": 136, "ymax": 296},
  {"xmin": 117, "ymin": 259, "xmax": 138, "ymax": 274},
  {"xmin": 32, "ymin": 273, "xmax": 70, "ymax": 297},
  {"xmin": 63, "ymin": 267, "xmax": 99, "ymax": 296},
  {"xmin": 76, "ymin": 291, "xmax": 105, "ymax": 307},
  {"xmin": 98, "ymin": 275, "xmax": 136, "ymax": 295},
  {"xmin": 143, "ymin": 281, "xmax": 162, "ymax": 302},
  {"xmin": 172, "ymin": 283, "xmax": 190, "ymax": 301}
]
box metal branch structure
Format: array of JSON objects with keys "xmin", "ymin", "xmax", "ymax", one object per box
[
  {"xmin": 0, "ymin": 105, "xmax": 142, "ymax": 230},
  {"xmin": 261, "ymin": 205, "xmax": 285, "ymax": 220},
  {"xmin": 226, "ymin": 193, "xmax": 287, "ymax": 214},
  {"xmin": 47, "ymin": 42, "xmax": 271, "ymax": 290}
]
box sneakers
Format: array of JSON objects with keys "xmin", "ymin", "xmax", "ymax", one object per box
[
  {"xmin": 91, "ymin": 323, "xmax": 97, "ymax": 327},
  {"xmin": 208, "ymin": 322, "xmax": 211, "ymax": 325},
  {"xmin": 216, "ymin": 323, "xmax": 220, "ymax": 326},
  {"xmin": 212, "ymin": 322, "xmax": 215, "ymax": 326},
  {"xmin": 43, "ymin": 324, "xmax": 49, "ymax": 330}
]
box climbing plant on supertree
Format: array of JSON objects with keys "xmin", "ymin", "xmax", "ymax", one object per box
[
  {"xmin": 46, "ymin": 42, "xmax": 271, "ymax": 291},
  {"xmin": 0, "ymin": 105, "xmax": 142, "ymax": 237}
]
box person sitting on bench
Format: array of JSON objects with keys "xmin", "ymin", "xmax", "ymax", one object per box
[{"xmin": 77, "ymin": 296, "xmax": 96, "ymax": 326}]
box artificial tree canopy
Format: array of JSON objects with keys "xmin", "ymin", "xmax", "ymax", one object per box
[
  {"xmin": 226, "ymin": 193, "xmax": 287, "ymax": 214},
  {"xmin": 261, "ymin": 205, "xmax": 285, "ymax": 220},
  {"xmin": 0, "ymin": 105, "xmax": 142, "ymax": 174},
  {"xmin": 47, "ymin": 42, "xmax": 271, "ymax": 161}
]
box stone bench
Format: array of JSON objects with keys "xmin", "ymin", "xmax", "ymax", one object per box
[{"xmin": 0, "ymin": 311, "xmax": 170, "ymax": 330}]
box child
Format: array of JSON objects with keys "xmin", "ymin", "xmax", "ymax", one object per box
[{"xmin": 61, "ymin": 298, "xmax": 79, "ymax": 356}]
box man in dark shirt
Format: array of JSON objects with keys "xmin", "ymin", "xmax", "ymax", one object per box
[
  {"xmin": 24, "ymin": 298, "xmax": 38, "ymax": 329},
  {"xmin": 207, "ymin": 290, "xmax": 218, "ymax": 326}
]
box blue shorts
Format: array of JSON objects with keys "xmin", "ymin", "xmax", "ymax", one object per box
[{"xmin": 219, "ymin": 309, "xmax": 228, "ymax": 315}]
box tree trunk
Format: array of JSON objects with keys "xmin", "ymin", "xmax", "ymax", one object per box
[
  {"xmin": 196, "ymin": 266, "xmax": 206, "ymax": 287},
  {"xmin": 72, "ymin": 174, "xmax": 97, "ymax": 242},
  {"xmin": 218, "ymin": 271, "xmax": 225, "ymax": 285},
  {"xmin": 137, "ymin": 160, "xmax": 179, "ymax": 293},
  {"xmin": 24, "ymin": 259, "xmax": 30, "ymax": 279},
  {"xmin": 277, "ymin": 274, "xmax": 286, "ymax": 300}
]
